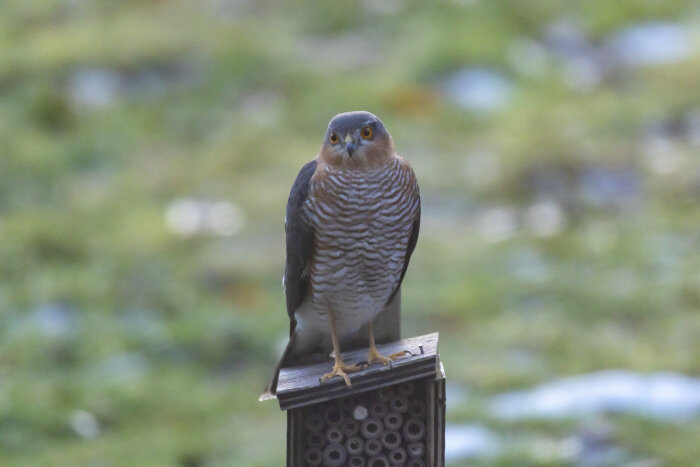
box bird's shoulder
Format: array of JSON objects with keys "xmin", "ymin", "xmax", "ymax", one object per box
[
  {"xmin": 287, "ymin": 159, "xmax": 317, "ymax": 204},
  {"xmin": 394, "ymin": 154, "xmax": 420, "ymax": 195},
  {"xmin": 394, "ymin": 153, "xmax": 416, "ymax": 175}
]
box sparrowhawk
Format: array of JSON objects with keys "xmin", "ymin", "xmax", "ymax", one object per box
[{"xmin": 260, "ymin": 111, "xmax": 420, "ymax": 400}]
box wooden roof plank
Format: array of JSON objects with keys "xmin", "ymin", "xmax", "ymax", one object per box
[{"xmin": 277, "ymin": 333, "xmax": 440, "ymax": 411}]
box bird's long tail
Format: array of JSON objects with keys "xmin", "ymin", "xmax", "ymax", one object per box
[{"xmin": 258, "ymin": 332, "xmax": 297, "ymax": 401}]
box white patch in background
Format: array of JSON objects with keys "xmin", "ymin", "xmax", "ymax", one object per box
[
  {"xmin": 445, "ymin": 424, "xmax": 501, "ymax": 462},
  {"xmin": 90, "ymin": 352, "xmax": 148, "ymax": 385},
  {"xmin": 443, "ymin": 68, "xmax": 513, "ymax": 113},
  {"xmin": 524, "ymin": 199, "xmax": 566, "ymax": 238},
  {"xmin": 476, "ymin": 206, "xmax": 518, "ymax": 243},
  {"xmin": 165, "ymin": 198, "xmax": 245, "ymax": 237},
  {"xmin": 33, "ymin": 303, "xmax": 76, "ymax": 338},
  {"xmin": 70, "ymin": 410, "xmax": 100, "ymax": 439},
  {"xmin": 445, "ymin": 382, "xmax": 470, "ymax": 408},
  {"xmin": 165, "ymin": 199, "xmax": 201, "ymax": 236},
  {"xmin": 489, "ymin": 370, "xmax": 700, "ymax": 421},
  {"xmin": 641, "ymin": 135, "xmax": 686, "ymax": 175},
  {"xmin": 607, "ymin": 22, "xmax": 693, "ymax": 67},
  {"xmin": 208, "ymin": 201, "xmax": 245, "ymax": 236},
  {"xmin": 68, "ymin": 67, "xmax": 121, "ymax": 110}
]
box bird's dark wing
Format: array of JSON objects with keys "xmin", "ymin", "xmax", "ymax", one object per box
[
  {"xmin": 259, "ymin": 161, "xmax": 317, "ymax": 401},
  {"xmin": 386, "ymin": 198, "xmax": 421, "ymax": 307},
  {"xmin": 284, "ymin": 160, "xmax": 317, "ymax": 331}
]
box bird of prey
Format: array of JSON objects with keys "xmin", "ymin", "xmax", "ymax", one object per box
[{"xmin": 260, "ymin": 111, "xmax": 420, "ymax": 401}]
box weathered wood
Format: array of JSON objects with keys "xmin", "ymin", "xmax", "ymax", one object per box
[
  {"xmin": 277, "ymin": 333, "xmax": 439, "ymax": 411},
  {"xmin": 427, "ymin": 359, "xmax": 446, "ymax": 466},
  {"xmin": 286, "ymin": 408, "xmax": 302, "ymax": 466},
  {"xmin": 435, "ymin": 361, "xmax": 446, "ymax": 466}
]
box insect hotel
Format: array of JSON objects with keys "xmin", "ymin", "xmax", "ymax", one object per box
[{"xmin": 276, "ymin": 333, "xmax": 445, "ymax": 466}]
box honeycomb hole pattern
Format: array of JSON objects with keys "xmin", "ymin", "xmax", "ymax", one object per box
[{"xmin": 302, "ymin": 379, "xmax": 428, "ymax": 466}]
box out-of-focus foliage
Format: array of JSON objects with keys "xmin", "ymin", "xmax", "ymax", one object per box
[{"xmin": 1, "ymin": 0, "xmax": 699, "ymax": 465}]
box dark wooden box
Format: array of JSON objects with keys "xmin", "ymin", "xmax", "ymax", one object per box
[{"xmin": 277, "ymin": 333, "xmax": 445, "ymax": 466}]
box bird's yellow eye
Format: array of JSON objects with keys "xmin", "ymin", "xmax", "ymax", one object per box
[
  {"xmin": 361, "ymin": 126, "xmax": 373, "ymax": 140},
  {"xmin": 329, "ymin": 132, "xmax": 339, "ymax": 144}
]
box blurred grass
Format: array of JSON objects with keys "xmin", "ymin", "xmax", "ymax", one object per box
[{"xmin": 1, "ymin": 0, "xmax": 699, "ymax": 465}]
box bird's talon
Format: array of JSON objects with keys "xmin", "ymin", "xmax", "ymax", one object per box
[
  {"xmin": 387, "ymin": 350, "xmax": 412, "ymax": 359},
  {"xmin": 319, "ymin": 361, "xmax": 361, "ymax": 387}
]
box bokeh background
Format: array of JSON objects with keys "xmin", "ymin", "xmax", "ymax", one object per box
[{"xmin": 2, "ymin": 1, "xmax": 700, "ymax": 465}]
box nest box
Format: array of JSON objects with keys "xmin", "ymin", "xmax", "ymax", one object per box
[{"xmin": 276, "ymin": 333, "xmax": 446, "ymax": 466}]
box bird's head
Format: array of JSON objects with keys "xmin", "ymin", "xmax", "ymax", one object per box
[{"xmin": 320, "ymin": 111, "xmax": 395, "ymax": 168}]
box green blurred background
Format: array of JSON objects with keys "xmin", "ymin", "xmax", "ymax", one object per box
[{"xmin": 1, "ymin": 1, "xmax": 699, "ymax": 465}]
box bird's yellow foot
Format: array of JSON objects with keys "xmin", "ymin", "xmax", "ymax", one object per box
[
  {"xmin": 367, "ymin": 348, "xmax": 411, "ymax": 366},
  {"xmin": 319, "ymin": 361, "xmax": 361, "ymax": 387}
]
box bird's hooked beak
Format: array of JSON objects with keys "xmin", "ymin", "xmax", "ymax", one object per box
[{"xmin": 344, "ymin": 134, "xmax": 356, "ymax": 157}]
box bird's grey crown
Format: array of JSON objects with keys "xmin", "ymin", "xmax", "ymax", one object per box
[{"xmin": 325, "ymin": 111, "xmax": 387, "ymax": 141}]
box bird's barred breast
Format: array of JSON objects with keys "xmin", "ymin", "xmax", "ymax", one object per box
[{"xmin": 303, "ymin": 157, "xmax": 419, "ymax": 333}]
